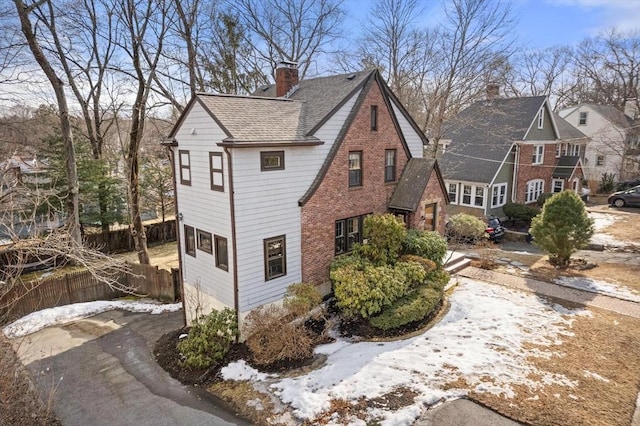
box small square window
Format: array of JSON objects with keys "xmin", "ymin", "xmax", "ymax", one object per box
[
  {"xmin": 371, "ymin": 105, "xmax": 378, "ymax": 131},
  {"xmin": 261, "ymin": 151, "xmax": 285, "ymax": 171},
  {"xmin": 184, "ymin": 225, "xmax": 195, "ymax": 257},
  {"xmin": 196, "ymin": 229, "xmax": 212, "ymax": 254},
  {"xmin": 179, "ymin": 150, "xmax": 191, "ymax": 185},
  {"xmin": 579, "ymin": 112, "xmax": 587, "ymax": 125},
  {"xmin": 214, "ymin": 235, "xmax": 228, "ymax": 271},
  {"xmin": 209, "ymin": 152, "xmax": 224, "ymax": 191}
]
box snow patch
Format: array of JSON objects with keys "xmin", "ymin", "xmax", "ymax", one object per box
[{"xmin": 555, "ymin": 276, "xmax": 640, "ymax": 303}]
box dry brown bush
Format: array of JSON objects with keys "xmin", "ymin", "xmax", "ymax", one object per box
[{"xmin": 243, "ymin": 304, "xmax": 314, "ymax": 367}]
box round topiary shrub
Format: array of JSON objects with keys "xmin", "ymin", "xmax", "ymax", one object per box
[{"xmin": 446, "ymin": 213, "xmax": 486, "ymax": 243}]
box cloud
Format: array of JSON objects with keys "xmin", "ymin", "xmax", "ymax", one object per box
[{"xmin": 546, "ymin": 0, "xmax": 640, "ymax": 33}]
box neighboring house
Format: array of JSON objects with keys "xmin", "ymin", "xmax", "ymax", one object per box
[
  {"xmin": 559, "ymin": 102, "xmax": 640, "ymax": 187},
  {"xmin": 163, "ymin": 63, "xmax": 448, "ymax": 324},
  {"xmin": 439, "ymin": 92, "xmax": 586, "ymax": 219}
]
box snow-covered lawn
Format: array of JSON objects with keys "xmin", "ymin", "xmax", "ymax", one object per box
[
  {"xmin": 554, "ymin": 276, "xmax": 640, "ymax": 303},
  {"xmin": 222, "ymin": 278, "xmax": 591, "ymax": 425},
  {"xmin": 589, "ymin": 212, "xmax": 639, "ymax": 247},
  {"xmin": 2, "ymin": 300, "xmax": 182, "ymax": 338}
]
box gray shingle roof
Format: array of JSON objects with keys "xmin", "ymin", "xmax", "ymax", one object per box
[
  {"xmin": 554, "ymin": 112, "xmax": 588, "ymax": 142},
  {"xmin": 253, "ymin": 71, "xmax": 373, "ymax": 133},
  {"xmin": 587, "ymin": 104, "xmax": 634, "ymax": 128},
  {"xmin": 552, "ymin": 156, "xmax": 580, "ymax": 179},
  {"xmin": 439, "ymin": 96, "xmax": 547, "ymax": 183},
  {"xmin": 388, "ymin": 158, "xmax": 437, "ymax": 211},
  {"xmin": 197, "ymin": 94, "xmax": 319, "ymax": 143}
]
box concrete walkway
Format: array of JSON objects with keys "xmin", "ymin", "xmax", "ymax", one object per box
[{"xmin": 458, "ymin": 266, "xmax": 640, "ymax": 318}]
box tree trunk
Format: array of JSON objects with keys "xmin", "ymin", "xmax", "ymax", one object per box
[{"xmin": 14, "ymin": 0, "xmax": 81, "ymax": 246}]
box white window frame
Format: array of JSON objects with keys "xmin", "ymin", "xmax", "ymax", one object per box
[
  {"xmin": 460, "ymin": 183, "xmax": 485, "ymax": 209},
  {"xmin": 537, "ymin": 110, "xmax": 544, "ymax": 129},
  {"xmin": 552, "ymin": 179, "xmax": 564, "ymax": 193},
  {"xmin": 596, "ymin": 155, "xmax": 605, "ymax": 166},
  {"xmin": 579, "ymin": 111, "xmax": 587, "ymax": 125},
  {"xmin": 568, "ymin": 144, "xmax": 580, "ymax": 156},
  {"xmin": 556, "ymin": 143, "xmax": 562, "ymax": 158},
  {"xmin": 491, "ymin": 183, "xmax": 507, "ymax": 208},
  {"xmin": 526, "ymin": 179, "xmax": 544, "ymax": 203},
  {"xmin": 448, "ymin": 182, "xmax": 457, "ymax": 204},
  {"xmin": 532, "ymin": 145, "xmax": 544, "ymax": 165}
]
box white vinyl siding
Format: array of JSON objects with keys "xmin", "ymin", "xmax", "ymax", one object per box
[
  {"xmin": 526, "ymin": 179, "xmax": 544, "ymax": 203},
  {"xmin": 233, "ymin": 89, "xmax": 361, "ymax": 312},
  {"xmin": 172, "ymin": 102, "xmax": 234, "ymax": 309},
  {"xmin": 390, "ymin": 100, "xmax": 424, "ymax": 158}
]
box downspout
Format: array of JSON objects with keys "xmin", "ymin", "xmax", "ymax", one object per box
[
  {"xmin": 512, "ymin": 144, "xmax": 520, "ymax": 202},
  {"xmin": 165, "ymin": 144, "xmax": 187, "ymax": 326},
  {"xmin": 224, "ymin": 147, "xmax": 240, "ymax": 333}
]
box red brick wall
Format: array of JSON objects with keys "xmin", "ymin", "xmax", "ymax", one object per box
[
  {"xmin": 515, "ymin": 143, "xmax": 556, "ymax": 203},
  {"xmin": 407, "ymin": 172, "xmax": 447, "ymax": 234},
  {"xmin": 300, "ymin": 82, "xmax": 409, "ymax": 285}
]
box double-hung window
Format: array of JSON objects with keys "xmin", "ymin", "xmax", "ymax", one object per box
[
  {"xmin": 179, "ymin": 150, "xmax": 191, "ymax": 185},
  {"xmin": 384, "ymin": 149, "xmax": 396, "ymax": 182},
  {"xmin": 532, "ymin": 145, "xmax": 544, "ymax": 165},
  {"xmin": 552, "ymin": 179, "xmax": 564, "ymax": 193},
  {"xmin": 579, "ymin": 112, "xmax": 587, "ymax": 125},
  {"xmin": 491, "ymin": 183, "xmax": 507, "ymax": 208},
  {"xmin": 335, "ymin": 216, "xmax": 364, "ymax": 255},
  {"xmin": 596, "ymin": 155, "xmax": 605, "ymax": 166},
  {"xmin": 349, "ymin": 151, "xmax": 362, "ymax": 187},
  {"xmin": 474, "ymin": 187, "xmax": 484, "ymax": 207},
  {"xmin": 264, "ymin": 236, "xmax": 286, "ymax": 281},
  {"xmin": 526, "ymin": 179, "xmax": 544, "ymax": 203},
  {"xmin": 448, "ymin": 183, "xmax": 458, "ymax": 204},
  {"xmin": 196, "ymin": 229, "xmax": 212, "ymax": 253},
  {"xmin": 209, "ymin": 152, "xmax": 224, "ymax": 191},
  {"xmin": 462, "ymin": 185, "xmax": 472, "ymax": 205}
]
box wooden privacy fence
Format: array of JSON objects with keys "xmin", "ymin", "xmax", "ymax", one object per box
[
  {"xmin": 0, "ymin": 262, "xmax": 181, "ymax": 324},
  {"xmin": 84, "ymin": 220, "xmax": 177, "ymax": 253}
]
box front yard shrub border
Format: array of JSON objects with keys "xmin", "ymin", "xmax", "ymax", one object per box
[{"xmin": 369, "ymin": 284, "xmax": 443, "ymax": 331}]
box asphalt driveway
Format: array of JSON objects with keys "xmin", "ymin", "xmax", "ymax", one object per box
[{"xmin": 11, "ymin": 310, "xmax": 250, "ymax": 426}]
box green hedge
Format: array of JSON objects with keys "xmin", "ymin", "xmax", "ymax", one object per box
[
  {"xmin": 177, "ymin": 308, "xmax": 238, "ymax": 369},
  {"xmin": 402, "ymin": 229, "xmax": 447, "ymax": 266},
  {"xmin": 369, "ymin": 285, "xmax": 443, "ymax": 331}
]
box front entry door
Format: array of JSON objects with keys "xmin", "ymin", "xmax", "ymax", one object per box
[{"xmin": 424, "ymin": 203, "xmax": 437, "ymax": 231}]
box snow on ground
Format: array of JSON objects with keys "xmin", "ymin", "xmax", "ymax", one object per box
[
  {"xmin": 2, "ymin": 300, "xmax": 182, "ymax": 338},
  {"xmin": 221, "ymin": 278, "xmax": 591, "ymax": 425},
  {"xmin": 555, "ymin": 276, "xmax": 640, "ymax": 303},
  {"xmin": 588, "ymin": 212, "xmax": 638, "ymax": 247}
]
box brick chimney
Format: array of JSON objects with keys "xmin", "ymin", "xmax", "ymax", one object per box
[
  {"xmin": 486, "ymin": 83, "xmax": 500, "ymax": 101},
  {"xmin": 275, "ymin": 61, "xmax": 299, "ymax": 97}
]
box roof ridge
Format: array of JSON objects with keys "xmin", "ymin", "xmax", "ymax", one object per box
[{"xmin": 196, "ymin": 92, "xmax": 296, "ymax": 102}]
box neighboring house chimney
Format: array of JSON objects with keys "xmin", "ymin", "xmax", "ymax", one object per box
[
  {"xmin": 486, "ymin": 83, "xmax": 500, "ymax": 101},
  {"xmin": 276, "ymin": 61, "xmax": 299, "ymax": 97},
  {"xmin": 624, "ymin": 98, "xmax": 639, "ymax": 120}
]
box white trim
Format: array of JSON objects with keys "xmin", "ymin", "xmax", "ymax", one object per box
[
  {"xmin": 552, "ymin": 178, "xmax": 564, "ymax": 193},
  {"xmin": 488, "ymin": 142, "xmax": 515, "ymax": 187},
  {"xmin": 532, "ymin": 144, "xmax": 544, "ymax": 165},
  {"xmin": 537, "ymin": 109, "xmax": 544, "ymax": 129},
  {"xmin": 525, "ymin": 179, "xmax": 544, "ymax": 203},
  {"xmin": 447, "ymin": 182, "xmax": 458, "ymax": 204},
  {"xmin": 491, "ymin": 183, "xmax": 508, "ymax": 208},
  {"xmin": 459, "ymin": 183, "xmax": 485, "ymax": 209}
]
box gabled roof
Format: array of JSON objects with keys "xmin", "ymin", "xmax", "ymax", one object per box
[
  {"xmin": 585, "ymin": 104, "xmax": 634, "ymax": 128},
  {"xmin": 388, "ymin": 158, "xmax": 447, "ymax": 211},
  {"xmin": 254, "ymin": 70, "xmax": 374, "ymax": 134},
  {"xmin": 440, "ymin": 96, "xmax": 547, "ymax": 183},
  {"xmin": 552, "ymin": 156, "xmax": 582, "ymax": 179},
  {"xmin": 553, "ymin": 113, "xmax": 589, "ymax": 142}
]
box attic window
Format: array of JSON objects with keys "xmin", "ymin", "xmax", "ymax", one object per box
[
  {"xmin": 579, "ymin": 112, "xmax": 587, "ymax": 125},
  {"xmin": 537, "ymin": 110, "xmax": 544, "ymax": 129},
  {"xmin": 371, "ymin": 105, "xmax": 378, "ymax": 131}
]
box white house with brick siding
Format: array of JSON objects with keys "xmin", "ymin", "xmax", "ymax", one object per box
[{"xmin": 163, "ymin": 63, "xmax": 448, "ymax": 325}]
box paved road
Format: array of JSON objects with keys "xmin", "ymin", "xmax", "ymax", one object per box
[{"xmin": 12, "ymin": 310, "xmax": 250, "ymax": 426}]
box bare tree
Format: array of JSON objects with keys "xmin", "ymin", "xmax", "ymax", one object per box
[
  {"xmin": 12, "ymin": 0, "xmax": 81, "ymax": 246},
  {"xmin": 230, "ymin": 0, "xmax": 346, "ymax": 79},
  {"xmin": 564, "ymin": 29, "xmax": 640, "ymax": 111}
]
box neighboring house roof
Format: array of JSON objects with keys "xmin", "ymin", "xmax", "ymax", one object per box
[
  {"xmin": 440, "ymin": 96, "xmax": 547, "ymax": 183},
  {"xmin": 388, "ymin": 158, "xmax": 447, "ymax": 211},
  {"xmin": 552, "ymin": 156, "xmax": 581, "ymax": 179},
  {"xmin": 553, "ymin": 113, "xmax": 589, "ymax": 142},
  {"xmin": 560, "ymin": 103, "xmax": 635, "ymax": 129}
]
